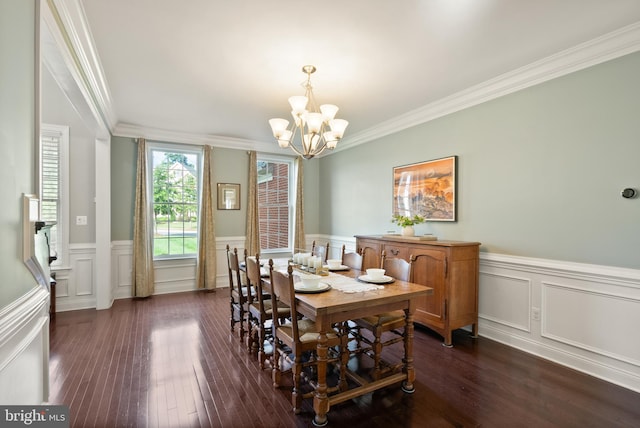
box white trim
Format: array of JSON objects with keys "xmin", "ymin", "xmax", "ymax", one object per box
[
  {"xmin": 0, "ymin": 287, "xmax": 50, "ymax": 404},
  {"xmin": 338, "ymin": 21, "xmax": 640, "ymax": 150},
  {"xmin": 53, "ymin": 5, "xmax": 640, "ymax": 152},
  {"xmin": 40, "ymin": 123, "xmax": 69, "ymax": 268}
]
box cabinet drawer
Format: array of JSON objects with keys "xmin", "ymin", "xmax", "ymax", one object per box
[{"xmin": 382, "ymin": 244, "xmax": 408, "ymax": 260}]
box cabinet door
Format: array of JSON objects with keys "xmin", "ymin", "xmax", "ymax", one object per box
[{"xmin": 411, "ymin": 248, "xmax": 447, "ymax": 324}]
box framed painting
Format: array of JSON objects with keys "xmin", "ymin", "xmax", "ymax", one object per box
[
  {"xmin": 217, "ymin": 183, "xmax": 240, "ymax": 210},
  {"xmin": 393, "ymin": 156, "xmax": 457, "ymax": 221}
]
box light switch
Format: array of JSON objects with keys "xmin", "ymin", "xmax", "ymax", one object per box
[{"xmin": 76, "ymin": 215, "xmax": 87, "ymax": 226}]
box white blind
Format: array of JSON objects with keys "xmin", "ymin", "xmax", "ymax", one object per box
[{"xmin": 40, "ymin": 133, "xmax": 60, "ymax": 253}]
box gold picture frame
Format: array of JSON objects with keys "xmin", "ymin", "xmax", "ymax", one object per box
[
  {"xmin": 217, "ymin": 183, "xmax": 240, "ymax": 210},
  {"xmin": 393, "ymin": 156, "xmax": 457, "ymax": 221}
]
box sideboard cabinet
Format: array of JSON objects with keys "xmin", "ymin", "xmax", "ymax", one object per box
[{"xmin": 355, "ymin": 235, "xmax": 481, "ymax": 347}]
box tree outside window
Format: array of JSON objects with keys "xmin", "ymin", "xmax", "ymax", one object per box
[{"xmin": 151, "ymin": 149, "xmax": 200, "ymax": 258}]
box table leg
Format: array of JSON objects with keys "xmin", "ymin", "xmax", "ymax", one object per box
[
  {"xmin": 401, "ymin": 308, "xmax": 415, "ymax": 393},
  {"xmin": 313, "ymin": 330, "xmax": 329, "ymax": 427}
]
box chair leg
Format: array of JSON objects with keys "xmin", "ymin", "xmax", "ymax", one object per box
[
  {"xmin": 292, "ymin": 356, "xmax": 302, "ymax": 414},
  {"xmin": 257, "ymin": 325, "xmax": 266, "ymax": 369},
  {"xmin": 339, "ymin": 322, "xmax": 349, "ymax": 392},
  {"xmin": 272, "ymin": 349, "xmax": 281, "ymax": 388},
  {"xmin": 230, "ymin": 303, "xmax": 235, "ymax": 333},
  {"xmin": 372, "ymin": 328, "xmax": 383, "ymax": 380},
  {"xmin": 239, "ymin": 307, "xmax": 245, "ymax": 342}
]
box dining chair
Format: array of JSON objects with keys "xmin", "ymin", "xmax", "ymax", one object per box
[
  {"xmin": 245, "ymin": 252, "xmax": 290, "ymax": 369},
  {"xmin": 311, "ymin": 240, "xmax": 330, "ymax": 262},
  {"xmin": 340, "ymin": 244, "xmax": 363, "ymax": 270},
  {"xmin": 353, "ymin": 250, "xmax": 414, "ymax": 380},
  {"xmin": 226, "ymin": 245, "xmax": 253, "ymax": 344},
  {"xmin": 269, "ymin": 261, "xmax": 348, "ymax": 414}
]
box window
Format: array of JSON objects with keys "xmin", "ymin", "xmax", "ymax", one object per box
[
  {"xmin": 148, "ymin": 144, "xmax": 201, "ymax": 259},
  {"xmin": 257, "ymin": 156, "xmax": 295, "ymax": 252},
  {"xmin": 40, "ymin": 124, "xmax": 69, "ymax": 267}
]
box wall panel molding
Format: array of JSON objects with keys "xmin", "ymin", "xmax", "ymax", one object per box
[
  {"xmin": 0, "ymin": 287, "xmax": 50, "ymax": 404},
  {"xmin": 479, "ymin": 252, "xmax": 640, "ymax": 393},
  {"xmin": 478, "ymin": 271, "xmax": 531, "ymax": 332}
]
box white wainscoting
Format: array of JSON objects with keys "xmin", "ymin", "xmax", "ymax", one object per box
[
  {"xmin": 52, "ymin": 244, "xmax": 96, "ymax": 312},
  {"xmin": 107, "ymin": 235, "xmax": 640, "ymax": 393},
  {"xmin": 479, "ymin": 252, "xmax": 640, "ymax": 393},
  {"xmin": 112, "ymin": 237, "xmax": 247, "ymax": 299},
  {"xmin": 0, "ymin": 286, "xmax": 50, "ymax": 404}
]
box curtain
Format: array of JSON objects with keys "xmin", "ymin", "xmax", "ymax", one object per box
[
  {"xmin": 132, "ymin": 138, "xmax": 155, "ymax": 297},
  {"xmin": 293, "ymin": 156, "xmax": 306, "ymax": 252},
  {"xmin": 245, "ymin": 151, "xmax": 260, "ymax": 256},
  {"xmin": 196, "ymin": 145, "xmax": 217, "ymax": 290}
]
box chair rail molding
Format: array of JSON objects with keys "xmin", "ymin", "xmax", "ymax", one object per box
[
  {"xmin": 0, "ymin": 287, "xmax": 50, "ymax": 404},
  {"xmin": 479, "ymin": 252, "xmax": 640, "ymax": 393}
]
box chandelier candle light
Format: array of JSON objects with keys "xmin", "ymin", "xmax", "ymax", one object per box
[{"xmin": 269, "ymin": 65, "xmax": 348, "ymax": 159}]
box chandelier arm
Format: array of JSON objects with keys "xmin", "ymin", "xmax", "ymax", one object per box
[
  {"xmin": 286, "ymin": 142, "xmax": 307, "ymax": 158},
  {"xmin": 270, "ymin": 65, "xmax": 347, "ymax": 159}
]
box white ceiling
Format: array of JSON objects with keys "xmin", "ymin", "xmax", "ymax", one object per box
[{"xmin": 72, "ymin": 0, "xmax": 640, "ymax": 148}]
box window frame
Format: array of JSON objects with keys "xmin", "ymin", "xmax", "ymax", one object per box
[
  {"xmin": 39, "ymin": 123, "xmax": 69, "ymax": 269},
  {"xmin": 146, "ymin": 142, "xmax": 202, "ymax": 261},
  {"xmin": 256, "ymin": 154, "xmax": 296, "ymax": 253}
]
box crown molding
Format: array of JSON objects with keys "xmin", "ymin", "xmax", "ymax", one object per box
[
  {"xmin": 47, "ymin": 0, "xmax": 117, "ymax": 130},
  {"xmin": 112, "ymin": 123, "xmax": 280, "ymax": 153},
  {"xmin": 54, "ymin": 5, "xmax": 640, "ymax": 153},
  {"xmin": 338, "ymin": 21, "xmax": 640, "ymax": 152}
]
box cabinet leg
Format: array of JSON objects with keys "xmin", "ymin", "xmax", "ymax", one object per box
[
  {"xmin": 471, "ymin": 323, "xmax": 479, "ymax": 339},
  {"xmin": 442, "ymin": 330, "xmax": 453, "ymax": 348}
]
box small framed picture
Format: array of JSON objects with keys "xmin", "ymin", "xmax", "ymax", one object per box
[{"xmin": 217, "ymin": 183, "xmax": 240, "ymax": 210}]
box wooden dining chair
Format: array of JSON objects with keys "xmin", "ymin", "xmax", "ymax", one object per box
[
  {"xmin": 246, "ymin": 252, "xmax": 290, "ymax": 369},
  {"xmin": 340, "ymin": 244, "xmax": 363, "ymax": 270},
  {"xmin": 311, "ymin": 240, "xmax": 330, "ymax": 262},
  {"xmin": 353, "ymin": 250, "xmax": 414, "ymax": 380},
  {"xmin": 226, "ymin": 245, "xmax": 253, "ymax": 344},
  {"xmin": 269, "ymin": 261, "xmax": 348, "ymax": 414}
]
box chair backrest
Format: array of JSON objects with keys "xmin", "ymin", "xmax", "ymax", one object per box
[
  {"xmin": 227, "ymin": 246, "xmax": 247, "ymax": 301},
  {"xmin": 311, "ymin": 240, "xmax": 330, "ymax": 262},
  {"xmin": 381, "ymin": 250, "xmax": 412, "ymax": 282},
  {"xmin": 245, "ymin": 251, "xmax": 265, "ymax": 306},
  {"xmin": 269, "ymin": 261, "xmax": 300, "ymax": 340},
  {"xmin": 360, "ymin": 246, "xmax": 379, "ymax": 271},
  {"xmin": 341, "ymin": 244, "xmax": 363, "ymax": 270}
]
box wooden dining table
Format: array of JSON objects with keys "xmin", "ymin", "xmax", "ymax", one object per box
[{"xmin": 262, "ymin": 261, "xmax": 433, "ymax": 426}]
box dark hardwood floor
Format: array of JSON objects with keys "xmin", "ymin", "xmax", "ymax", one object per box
[{"xmin": 48, "ymin": 290, "xmax": 640, "ymax": 427}]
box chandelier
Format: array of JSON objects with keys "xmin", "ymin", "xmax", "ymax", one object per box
[{"xmin": 269, "ymin": 65, "xmax": 348, "ymax": 159}]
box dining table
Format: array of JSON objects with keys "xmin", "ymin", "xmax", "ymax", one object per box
[{"xmin": 261, "ymin": 259, "xmax": 433, "ymax": 427}]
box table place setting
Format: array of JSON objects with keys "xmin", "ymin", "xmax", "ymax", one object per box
[
  {"xmin": 325, "ymin": 259, "xmax": 350, "ymax": 271},
  {"xmin": 318, "ymin": 272, "xmax": 386, "ymax": 293},
  {"xmin": 357, "ymin": 268, "xmax": 395, "ymax": 285}
]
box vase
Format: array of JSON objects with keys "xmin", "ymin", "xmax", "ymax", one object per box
[{"xmin": 401, "ymin": 226, "xmax": 415, "ymax": 237}]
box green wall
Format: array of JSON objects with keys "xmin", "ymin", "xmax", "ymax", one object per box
[
  {"xmin": 319, "ymin": 52, "xmax": 640, "ymax": 269},
  {"xmin": 111, "ymin": 140, "xmax": 320, "ymax": 241},
  {"xmin": 0, "ymin": 0, "xmax": 39, "ymax": 307}
]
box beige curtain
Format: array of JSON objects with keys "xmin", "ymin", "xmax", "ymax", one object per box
[
  {"xmin": 132, "ymin": 138, "xmax": 154, "ymax": 297},
  {"xmin": 196, "ymin": 145, "xmax": 217, "ymax": 290},
  {"xmin": 293, "ymin": 156, "xmax": 306, "ymax": 252},
  {"xmin": 245, "ymin": 151, "xmax": 260, "ymax": 256}
]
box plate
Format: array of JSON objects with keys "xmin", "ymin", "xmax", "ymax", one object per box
[
  {"xmin": 294, "ymin": 283, "xmax": 332, "ymax": 294},
  {"xmin": 325, "ymin": 264, "xmax": 350, "ymax": 271},
  {"xmin": 357, "ymin": 275, "xmax": 395, "ymax": 284}
]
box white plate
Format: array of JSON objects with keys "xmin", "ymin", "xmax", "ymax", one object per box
[
  {"xmin": 325, "ymin": 264, "xmax": 350, "ymax": 271},
  {"xmin": 357, "ymin": 275, "xmax": 395, "ymax": 284},
  {"xmin": 294, "ymin": 282, "xmax": 332, "ymax": 294}
]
